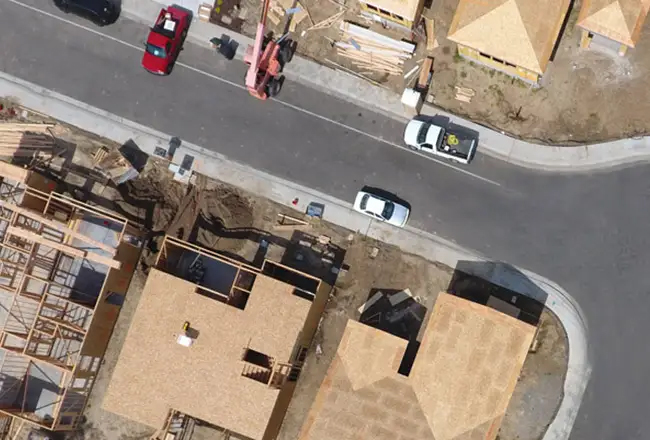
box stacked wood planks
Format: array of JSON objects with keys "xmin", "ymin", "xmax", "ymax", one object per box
[
  {"xmin": 455, "ymin": 86, "xmax": 475, "ymax": 103},
  {"xmin": 335, "ymin": 21, "xmax": 416, "ymax": 75},
  {"xmin": 0, "ymin": 123, "xmax": 56, "ymax": 158}
]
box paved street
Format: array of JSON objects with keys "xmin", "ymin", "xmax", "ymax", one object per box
[{"xmin": 2, "ymin": 0, "xmax": 650, "ymax": 438}]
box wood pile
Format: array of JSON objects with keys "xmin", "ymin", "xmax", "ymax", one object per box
[
  {"xmin": 455, "ymin": 86, "xmax": 475, "ymax": 103},
  {"xmin": 335, "ymin": 21, "xmax": 416, "ymax": 75},
  {"xmin": 269, "ymin": 0, "xmax": 313, "ymax": 31},
  {"xmin": 424, "ymin": 17, "xmax": 439, "ymax": 51},
  {"xmin": 0, "ymin": 123, "xmax": 56, "ymax": 158}
]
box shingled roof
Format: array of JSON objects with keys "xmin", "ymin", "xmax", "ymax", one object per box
[
  {"xmin": 448, "ymin": 0, "xmax": 571, "ymax": 74},
  {"xmin": 298, "ymin": 293, "xmax": 536, "ymax": 440},
  {"xmin": 578, "ymin": 0, "xmax": 650, "ymax": 46}
]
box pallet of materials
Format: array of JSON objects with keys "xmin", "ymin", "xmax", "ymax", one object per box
[{"xmin": 335, "ymin": 21, "xmax": 416, "ymax": 75}]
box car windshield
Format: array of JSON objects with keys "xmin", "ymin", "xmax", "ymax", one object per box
[
  {"xmin": 145, "ymin": 43, "xmax": 166, "ymax": 58},
  {"xmin": 360, "ymin": 194, "xmax": 370, "ymax": 210},
  {"xmin": 416, "ymin": 123, "xmax": 429, "ymax": 144},
  {"xmin": 381, "ymin": 201, "xmax": 395, "ymax": 219}
]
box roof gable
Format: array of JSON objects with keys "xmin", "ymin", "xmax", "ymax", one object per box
[
  {"xmin": 578, "ymin": 0, "xmax": 650, "ymax": 46},
  {"xmin": 337, "ymin": 320, "xmax": 407, "ymax": 390},
  {"xmin": 448, "ymin": 0, "xmax": 571, "ymax": 74},
  {"xmin": 299, "ymin": 294, "xmax": 537, "ymax": 440}
]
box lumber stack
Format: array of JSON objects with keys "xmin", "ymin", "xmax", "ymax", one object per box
[
  {"xmin": 0, "ymin": 123, "xmax": 56, "ymax": 158},
  {"xmin": 455, "ymin": 86, "xmax": 475, "ymax": 103},
  {"xmin": 335, "ymin": 21, "xmax": 415, "ymax": 75}
]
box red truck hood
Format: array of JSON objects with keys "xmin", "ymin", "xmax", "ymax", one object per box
[{"xmin": 142, "ymin": 32, "xmax": 169, "ymax": 73}]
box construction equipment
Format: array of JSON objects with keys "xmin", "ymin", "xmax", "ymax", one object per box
[{"xmin": 243, "ymin": 0, "xmax": 296, "ymax": 99}]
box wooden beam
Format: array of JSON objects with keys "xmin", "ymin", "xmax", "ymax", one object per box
[
  {"xmin": 6, "ymin": 226, "xmax": 85, "ymax": 258},
  {"xmin": 6, "ymin": 226, "xmax": 121, "ymax": 270},
  {"xmin": 0, "ymin": 201, "xmax": 116, "ymax": 256},
  {"xmin": 0, "ymin": 123, "xmax": 55, "ymax": 132},
  {"xmin": 0, "ymin": 162, "xmax": 29, "ymax": 183}
]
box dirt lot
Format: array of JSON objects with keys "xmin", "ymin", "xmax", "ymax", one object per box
[
  {"xmin": 214, "ymin": 0, "xmax": 650, "ymax": 143},
  {"xmin": 426, "ymin": 0, "xmax": 650, "ymax": 143},
  {"xmin": 0, "ymin": 109, "xmax": 567, "ymax": 440}
]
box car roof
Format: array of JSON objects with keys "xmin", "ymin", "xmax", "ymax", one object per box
[
  {"xmin": 365, "ymin": 195, "xmax": 386, "ymax": 214},
  {"xmin": 70, "ymin": 0, "xmax": 109, "ymax": 7}
]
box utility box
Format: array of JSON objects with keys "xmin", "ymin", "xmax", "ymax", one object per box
[{"xmin": 401, "ymin": 88, "xmax": 423, "ymax": 117}]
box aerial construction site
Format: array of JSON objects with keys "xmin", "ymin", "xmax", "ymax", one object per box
[{"xmin": 0, "ymin": 106, "xmax": 569, "ymax": 440}]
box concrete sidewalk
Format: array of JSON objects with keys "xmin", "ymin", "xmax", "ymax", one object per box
[
  {"xmin": 121, "ymin": 0, "xmax": 650, "ymax": 173},
  {"xmin": 0, "ymin": 70, "xmax": 591, "ymax": 440}
]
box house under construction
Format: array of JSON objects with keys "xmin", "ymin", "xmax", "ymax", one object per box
[
  {"xmin": 103, "ymin": 235, "xmax": 332, "ymax": 440},
  {"xmin": 0, "ymin": 161, "xmax": 143, "ymax": 432}
]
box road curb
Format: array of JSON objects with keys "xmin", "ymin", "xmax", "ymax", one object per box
[
  {"xmin": 0, "ymin": 70, "xmax": 590, "ymax": 440},
  {"xmin": 119, "ymin": 0, "xmax": 650, "ymax": 172}
]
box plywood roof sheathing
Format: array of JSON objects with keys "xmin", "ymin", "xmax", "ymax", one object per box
[
  {"xmin": 577, "ymin": 0, "xmax": 650, "ymax": 46},
  {"xmin": 299, "ymin": 292, "xmax": 536, "ymax": 440},
  {"xmin": 448, "ymin": 0, "xmax": 571, "ymax": 74}
]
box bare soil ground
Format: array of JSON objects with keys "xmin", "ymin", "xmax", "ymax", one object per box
[
  {"xmin": 427, "ymin": 0, "xmax": 650, "ymax": 143},
  {"xmin": 0, "ymin": 109, "xmax": 568, "ymax": 440},
  {"xmin": 222, "ymin": 0, "xmax": 650, "ymax": 143}
]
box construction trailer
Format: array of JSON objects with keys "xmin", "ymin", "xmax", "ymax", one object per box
[
  {"xmin": 103, "ymin": 236, "xmax": 332, "ymax": 440},
  {"xmin": 0, "ymin": 162, "xmax": 143, "ymax": 432}
]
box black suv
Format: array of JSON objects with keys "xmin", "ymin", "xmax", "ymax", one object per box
[{"xmin": 54, "ymin": 0, "xmax": 119, "ymax": 26}]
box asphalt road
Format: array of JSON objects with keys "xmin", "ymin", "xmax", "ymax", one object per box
[{"xmin": 2, "ymin": 0, "xmax": 650, "ymax": 438}]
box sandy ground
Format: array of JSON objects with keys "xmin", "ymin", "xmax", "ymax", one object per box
[
  {"xmin": 0, "ymin": 111, "xmax": 567, "ymax": 440},
  {"xmin": 213, "ymin": 0, "xmax": 650, "ymax": 143}
]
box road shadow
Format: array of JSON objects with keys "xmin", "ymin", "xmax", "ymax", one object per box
[
  {"xmin": 447, "ymin": 260, "xmax": 547, "ymax": 326},
  {"xmin": 361, "ymin": 186, "xmax": 411, "ymax": 211}
]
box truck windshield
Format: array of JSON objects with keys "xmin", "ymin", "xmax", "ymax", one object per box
[
  {"xmin": 145, "ymin": 43, "xmax": 166, "ymax": 58},
  {"xmin": 416, "ymin": 124, "xmax": 429, "ymax": 144}
]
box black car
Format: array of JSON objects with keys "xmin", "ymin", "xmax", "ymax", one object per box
[{"xmin": 54, "ymin": 0, "xmax": 119, "ymax": 26}]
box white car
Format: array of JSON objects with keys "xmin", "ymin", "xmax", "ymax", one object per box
[{"xmin": 353, "ymin": 191, "xmax": 410, "ymax": 227}]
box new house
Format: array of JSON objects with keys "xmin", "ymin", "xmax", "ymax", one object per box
[
  {"xmin": 448, "ymin": 0, "xmax": 571, "ymax": 83},
  {"xmin": 578, "ymin": 0, "xmax": 650, "ymax": 55},
  {"xmin": 102, "ymin": 236, "xmax": 331, "ymax": 440}
]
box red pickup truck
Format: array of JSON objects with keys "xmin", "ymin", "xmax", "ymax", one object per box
[{"xmin": 142, "ymin": 6, "xmax": 191, "ymax": 75}]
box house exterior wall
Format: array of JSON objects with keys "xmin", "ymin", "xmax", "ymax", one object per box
[
  {"xmin": 457, "ymin": 45, "xmax": 540, "ymax": 83},
  {"xmin": 358, "ymin": 0, "xmax": 424, "ymax": 28},
  {"xmin": 579, "ymin": 29, "xmax": 629, "ymax": 55}
]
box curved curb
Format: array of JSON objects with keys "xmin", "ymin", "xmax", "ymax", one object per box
[{"xmin": 0, "ymin": 71, "xmax": 591, "ymax": 439}]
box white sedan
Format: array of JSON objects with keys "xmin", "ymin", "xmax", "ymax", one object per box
[{"xmin": 353, "ymin": 191, "xmax": 410, "ymax": 228}]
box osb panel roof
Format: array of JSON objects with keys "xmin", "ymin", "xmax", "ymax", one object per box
[
  {"xmin": 448, "ymin": 0, "xmax": 571, "ymax": 74},
  {"xmin": 103, "ymin": 269, "xmax": 311, "ymax": 439},
  {"xmin": 299, "ymin": 293, "xmax": 536, "ymax": 440},
  {"xmin": 360, "ymin": 0, "xmax": 423, "ymax": 20},
  {"xmin": 578, "ymin": 0, "xmax": 650, "ymax": 46}
]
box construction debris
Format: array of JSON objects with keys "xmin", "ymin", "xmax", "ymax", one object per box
[
  {"xmin": 424, "ymin": 17, "xmax": 439, "ymax": 51},
  {"xmin": 455, "ymin": 85, "xmax": 476, "ymax": 103},
  {"xmin": 336, "ymin": 21, "xmax": 416, "ymax": 75},
  {"xmin": 92, "ymin": 146, "xmax": 139, "ymax": 185},
  {"xmin": 305, "ymin": 10, "xmax": 344, "ymax": 31},
  {"xmin": 416, "ymin": 56, "xmax": 434, "ymax": 90},
  {"xmin": 274, "ymin": 212, "xmax": 311, "ymax": 231}
]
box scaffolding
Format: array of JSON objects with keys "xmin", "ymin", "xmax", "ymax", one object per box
[{"xmin": 0, "ymin": 164, "xmax": 143, "ymax": 432}]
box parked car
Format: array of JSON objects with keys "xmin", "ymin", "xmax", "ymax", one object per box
[
  {"xmin": 53, "ymin": 0, "xmax": 118, "ymax": 26},
  {"xmin": 142, "ymin": 6, "xmax": 191, "ymax": 75},
  {"xmin": 404, "ymin": 118, "xmax": 478, "ymax": 164},
  {"xmin": 353, "ymin": 191, "xmax": 409, "ymax": 228}
]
